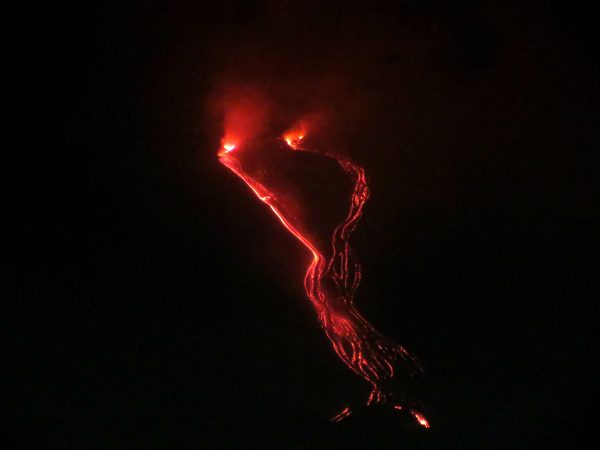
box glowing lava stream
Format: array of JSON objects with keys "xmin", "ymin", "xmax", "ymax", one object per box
[{"xmin": 218, "ymin": 134, "xmax": 428, "ymax": 427}]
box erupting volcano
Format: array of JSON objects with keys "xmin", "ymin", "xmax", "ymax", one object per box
[{"xmin": 218, "ymin": 122, "xmax": 429, "ymax": 428}]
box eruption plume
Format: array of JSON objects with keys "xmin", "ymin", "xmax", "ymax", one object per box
[{"xmin": 217, "ymin": 116, "xmax": 429, "ymax": 427}]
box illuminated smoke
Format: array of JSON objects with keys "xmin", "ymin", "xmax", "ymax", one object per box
[{"xmin": 217, "ymin": 118, "xmax": 429, "ymax": 427}]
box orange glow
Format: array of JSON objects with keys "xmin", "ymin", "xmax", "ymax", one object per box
[
  {"xmin": 411, "ymin": 411, "xmax": 431, "ymax": 429},
  {"xmin": 218, "ymin": 140, "xmax": 238, "ymax": 157},
  {"xmin": 282, "ymin": 128, "xmax": 305, "ymax": 150}
]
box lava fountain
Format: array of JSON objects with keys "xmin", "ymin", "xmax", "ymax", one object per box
[{"xmin": 218, "ymin": 127, "xmax": 429, "ymax": 428}]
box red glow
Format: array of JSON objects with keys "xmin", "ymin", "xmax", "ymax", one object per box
[
  {"xmin": 330, "ymin": 407, "xmax": 352, "ymax": 423},
  {"xmin": 216, "ymin": 89, "xmax": 269, "ymax": 157},
  {"xmin": 218, "ymin": 123, "xmax": 425, "ymax": 425}
]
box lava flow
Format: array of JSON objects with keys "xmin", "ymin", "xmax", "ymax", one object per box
[{"xmin": 218, "ymin": 129, "xmax": 428, "ymax": 427}]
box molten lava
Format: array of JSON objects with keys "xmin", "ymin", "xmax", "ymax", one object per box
[
  {"xmin": 217, "ymin": 129, "xmax": 429, "ymax": 428},
  {"xmin": 282, "ymin": 129, "xmax": 305, "ymax": 150},
  {"xmin": 218, "ymin": 140, "xmax": 238, "ymax": 157}
]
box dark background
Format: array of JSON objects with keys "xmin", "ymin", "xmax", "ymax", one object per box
[{"xmin": 8, "ymin": 1, "xmax": 599, "ymax": 449}]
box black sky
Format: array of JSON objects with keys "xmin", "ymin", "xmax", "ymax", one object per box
[{"xmin": 8, "ymin": 1, "xmax": 599, "ymax": 449}]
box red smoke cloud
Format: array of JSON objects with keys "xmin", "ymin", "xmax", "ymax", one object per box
[{"xmin": 216, "ymin": 87, "xmax": 270, "ymax": 152}]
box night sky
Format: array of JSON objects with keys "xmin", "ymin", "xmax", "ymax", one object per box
[{"xmin": 8, "ymin": 1, "xmax": 599, "ymax": 449}]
